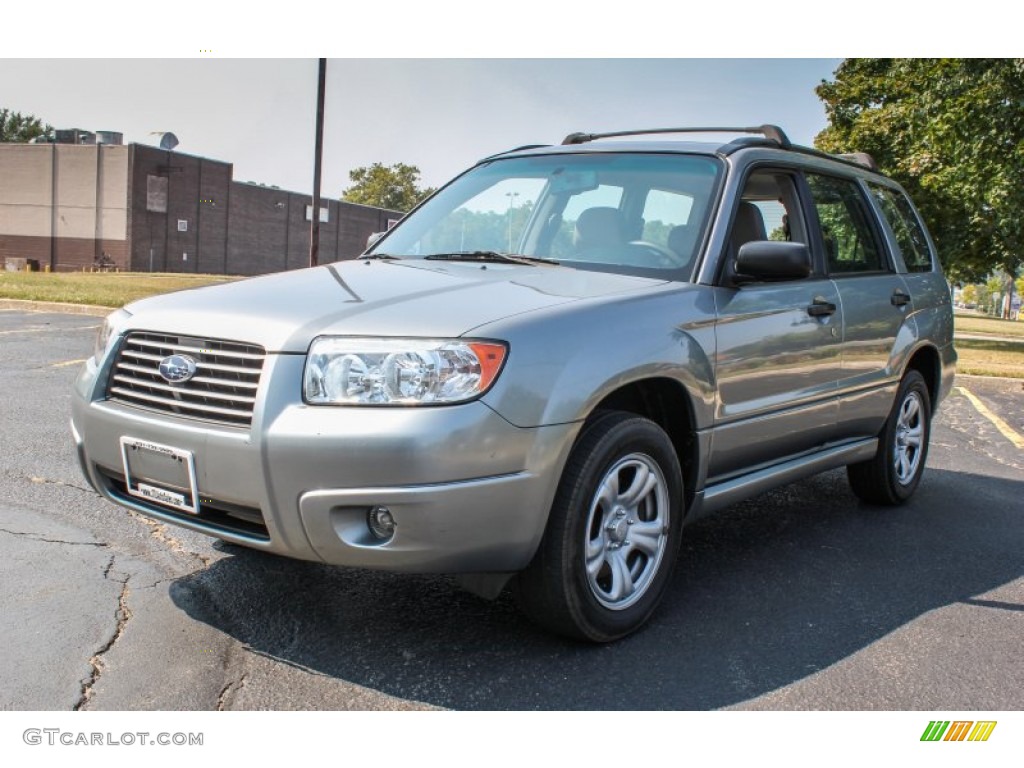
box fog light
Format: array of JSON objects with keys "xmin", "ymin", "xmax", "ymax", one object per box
[{"xmin": 367, "ymin": 506, "xmax": 396, "ymax": 540}]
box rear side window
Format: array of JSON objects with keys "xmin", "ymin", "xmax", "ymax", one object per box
[
  {"xmin": 869, "ymin": 184, "xmax": 934, "ymax": 273},
  {"xmin": 806, "ymin": 174, "xmax": 886, "ymax": 275}
]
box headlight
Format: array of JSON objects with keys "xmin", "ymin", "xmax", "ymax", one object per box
[
  {"xmin": 304, "ymin": 337, "xmax": 507, "ymax": 405},
  {"xmin": 93, "ymin": 308, "xmax": 132, "ymax": 364}
]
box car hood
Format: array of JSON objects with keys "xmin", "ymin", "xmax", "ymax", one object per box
[{"xmin": 123, "ymin": 260, "xmax": 668, "ymax": 352}]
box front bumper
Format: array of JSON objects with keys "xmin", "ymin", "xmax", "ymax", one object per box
[{"xmin": 71, "ymin": 352, "xmax": 579, "ymax": 573}]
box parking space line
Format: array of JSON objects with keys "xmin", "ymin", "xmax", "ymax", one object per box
[
  {"xmin": 51, "ymin": 359, "xmax": 88, "ymax": 368},
  {"xmin": 0, "ymin": 326, "xmax": 49, "ymax": 335},
  {"xmin": 957, "ymin": 386, "xmax": 1024, "ymax": 449},
  {"xmin": 0, "ymin": 325, "xmax": 99, "ymax": 335}
]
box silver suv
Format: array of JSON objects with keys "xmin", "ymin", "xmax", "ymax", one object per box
[{"xmin": 72, "ymin": 126, "xmax": 955, "ymax": 641}]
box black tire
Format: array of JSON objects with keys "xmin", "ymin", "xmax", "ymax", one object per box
[
  {"xmin": 515, "ymin": 411, "xmax": 684, "ymax": 642},
  {"xmin": 847, "ymin": 370, "xmax": 931, "ymax": 506}
]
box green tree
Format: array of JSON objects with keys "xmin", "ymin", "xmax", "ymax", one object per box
[
  {"xmin": 0, "ymin": 108, "xmax": 51, "ymax": 143},
  {"xmin": 976, "ymin": 282, "xmax": 991, "ymax": 309},
  {"xmin": 960, "ymin": 283, "xmax": 977, "ymax": 306},
  {"xmin": 986, "ymin": 275, "xmax": 1006, "ymax": 315},
  {"xmin": 421, "ymin": 200, "xmax": 536, "ymax": 254},
  {"xmin": 815, "ymin": 59, "xmax": 1024, "ymax": 286},
  {"xmin": 340, "ymin": 162, "xmax": 436, "ymax": 212}
]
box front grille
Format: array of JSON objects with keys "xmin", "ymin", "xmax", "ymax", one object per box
[{"xmin": 107, "ymin": 331, "xmax": 265, "ymax": 427}]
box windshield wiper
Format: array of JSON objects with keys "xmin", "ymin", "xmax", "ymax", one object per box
[
  {"xmin": 423, "ymin": 251, "xmax": 558, "ymax": 266},
  {"xmin": 362, "ymin": 253, "xmax": 402, "ymax": 260}
]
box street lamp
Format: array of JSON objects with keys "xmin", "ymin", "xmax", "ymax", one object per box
[{"xmin": 505, "ymin": 191, "xmax": 520, "ymax": 252}]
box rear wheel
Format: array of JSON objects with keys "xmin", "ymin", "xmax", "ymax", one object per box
[
  {"xmin": 847, "ymin": 370, "xmax": 931, "ymax": 505},
  {"xmin": 516, "ymin": 412, "xmax": 683, "ymax": 642}
]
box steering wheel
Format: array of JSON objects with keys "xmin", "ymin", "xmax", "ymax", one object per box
[{"xmin": 626, "ymin": 240, "xmax": 688, "ymax": 268}]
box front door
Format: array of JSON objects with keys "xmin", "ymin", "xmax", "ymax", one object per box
[{"xmin": 709, "ymin": 170, "xmax": 842, "ymax": 482}]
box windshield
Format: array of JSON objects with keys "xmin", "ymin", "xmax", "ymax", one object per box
[{"xmin": 368, "ymin": 153, "xmax": 722, "ymax": 279}]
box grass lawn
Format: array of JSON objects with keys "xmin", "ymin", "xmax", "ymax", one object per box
[
  {"xmin": 0, "ymin": 271, "xmax": 239, "ymax": 308},
  {"xmin": 954, "ymin": 312, "xmax": 1024, "ymax": 339},
  {"xmin": 955, "ymin": 338, "xmax": 1024, "ymax": 379},
  {"xmin": 954, "ymin": 312, "xmax": 1024, "ymax": 377}
]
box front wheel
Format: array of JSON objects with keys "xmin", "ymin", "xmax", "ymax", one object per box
[
  {"xmin": 847, "ymin": 370, "xmax": 932, "ymax": 505},
  {"xmin": 515, "ymin": 412, "xmax": 684, "ymax": 642}
]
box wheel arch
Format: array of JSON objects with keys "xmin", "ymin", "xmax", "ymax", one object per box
[
  {"xmin": 904, "ymin": 344, "xmax": 941, "ymax": 414},
  {"xmin": 585, "ymin": 377, "xmax": 699, "ymax": 512}
]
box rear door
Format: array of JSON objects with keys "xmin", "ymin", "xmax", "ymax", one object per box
[
  {"xmin": 866, "ymin": 181, "xmax": 952, "ymax": 325},
  {"xmin": 804, "ymin": 172, "xmax": 911, "ymax": 440}
]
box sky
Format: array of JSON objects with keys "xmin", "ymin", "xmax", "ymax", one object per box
[
  {"xmin": 0, "ymin": 58, "xmax": 842, "ymax": 197},
  {"xmin": 2, "ymin": 0, "xmax": 1009, "ymax": 200}
]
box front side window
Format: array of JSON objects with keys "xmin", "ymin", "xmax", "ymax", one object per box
[
  {"xmin": 806, "ymin": 174, "xmax": 886, "ymax": 275},
  {"xmin": 733, "ymin": 170, "xmax": 809, "ymax": 249},
  {"xmin": 868, "ymin": 184, "xmax": 934, "ymax": 273},
  {"xmin": 368, "ymin": 153, "xmax": 722, "ymax": 278}
]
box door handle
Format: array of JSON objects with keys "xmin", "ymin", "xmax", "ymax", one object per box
[
  {"xmin": 807, "ymin": 298, "xmax": 837, "ymax": 317},
  {"xmin": 891, "ymin": 290, "xmax": 911, "ymax": 307}
]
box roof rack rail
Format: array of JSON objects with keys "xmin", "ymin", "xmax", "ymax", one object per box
[
  {"xmin": 836, "ymin": 152, "xmax": 879, "ymax": 171},
  {"xmin": 481, "ymin": 144, "xmax": 550, "ymax": 162},
  {"xmin": 562, "ymin": 125, "xmax": 791, "ymax": 149},
  {"xmin": 503, "ymin": 144, "xmax": 550, "ymax": 154}
]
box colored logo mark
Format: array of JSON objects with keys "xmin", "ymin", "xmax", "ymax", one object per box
[{"xmin": 921, "ymin": 720, "xmax": 997, "ymax": 742}]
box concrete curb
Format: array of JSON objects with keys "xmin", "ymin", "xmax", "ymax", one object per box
[{"xmin": 0, "ymin": 299, "xmax": 115, "ymax": 317}]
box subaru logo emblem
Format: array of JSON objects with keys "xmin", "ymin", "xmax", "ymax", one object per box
[{"xmin": 158, "ymin": 354, "xmax": 198, "ymax": 384}]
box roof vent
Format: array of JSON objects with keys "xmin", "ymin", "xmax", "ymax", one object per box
[
  {"xmin": 150, "ymin": 132, "xmax": 179, "ymax": 151},
  {"xmin": 96, "ymin": 131, "xmax": 123, "ymax": 146}
]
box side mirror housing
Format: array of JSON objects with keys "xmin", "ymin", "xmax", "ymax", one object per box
[
  {"xmin": 735, "ymin": 241, "xmax": 811, "ymax": 282},
  {"xmin": 366, "ymin": 231, "xmax": 385, "ymax": 249}
]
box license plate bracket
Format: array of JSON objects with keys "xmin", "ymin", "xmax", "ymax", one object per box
[{"xmin": 119, "ymin": 436, "xmax": 199, "ymax": 514}]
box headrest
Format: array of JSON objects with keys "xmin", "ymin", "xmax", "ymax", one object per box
[
  {"xmin": 574, "ymin": 207, "xmax": 625, "ymax": 247},
  {"xmin": 667, "ymin": 225, "xmax": 694, "ymax": 257},
  {"xmin": 732, "ymin": 201, "xmax": 767, "ymax": 247}
]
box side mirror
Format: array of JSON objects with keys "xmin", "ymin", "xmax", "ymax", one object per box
[
  {"xmin": 366, "ymin": 231, "xmax": 385, "ymax": 249},
  {"xmin": 735, "ymin": 241, "xmax": 811, "ymax": 282}
]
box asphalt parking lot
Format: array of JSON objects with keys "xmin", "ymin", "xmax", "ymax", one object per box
[{"xmin": 1, "ymin": 308, "xmax": 1021, "ymax": 711}]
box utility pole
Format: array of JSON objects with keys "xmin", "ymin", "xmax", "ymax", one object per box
[
  {"xmin": 309, "ymin": 58, "xmax": 326, "ymax": 268},
  {"xmin": 505, "ymin": 191, "xmax": 520, "ymax": 252}
]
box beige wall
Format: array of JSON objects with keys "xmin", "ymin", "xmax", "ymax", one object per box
[
  {"xmin": 99, "ymin": 146, "xmax": 128, "ymax": 242},
  {"xmin": 0, "ymin": 145, "xmax": 53, "ymax": 207},
  {"xmin": 0, "ymin": 145, "xmax": 53, "ymax": 237},
  {"xmin": 0, "ymin": 143, "xmax": 128, "ymax": 242}
]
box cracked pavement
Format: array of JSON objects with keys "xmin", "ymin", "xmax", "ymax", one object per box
[
  {"xmin": 75, "ymin": 553, "xmax": 131, "ymax": 711},
  {"xmin": 1, "ymin": 309, "xmax": 1021, "ymax": 710}
]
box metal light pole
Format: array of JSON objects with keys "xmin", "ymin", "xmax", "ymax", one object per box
[
  {"xmin": 505, "ymin": 191, "xmax": 520, "ymax": 252},
  {"xmin": 309, "ymin": 58, "xmax": 326, "ymax": 268}
]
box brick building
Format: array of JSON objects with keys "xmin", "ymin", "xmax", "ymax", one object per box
[{"xmin": 0, "ymin": 138, "xmax": 402, "ymax": 274}]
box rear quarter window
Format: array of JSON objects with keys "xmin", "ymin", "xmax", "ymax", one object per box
[{"xmin": 869, "ymin": 184, "xmax": 935, "ymax": 273}]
